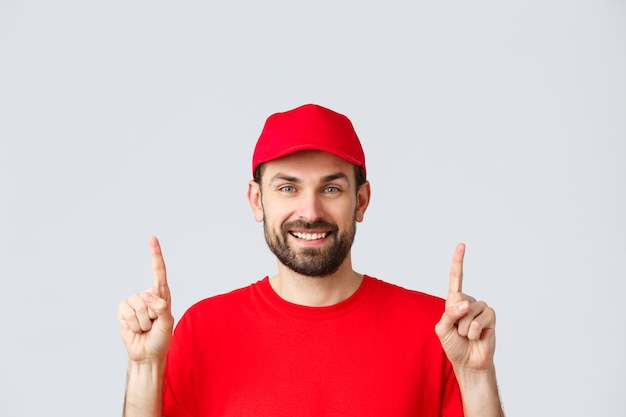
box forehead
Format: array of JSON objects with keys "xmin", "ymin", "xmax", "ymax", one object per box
[{"xmin": 261, "ymin": 150, "xmax": 356, "ymax": 181}]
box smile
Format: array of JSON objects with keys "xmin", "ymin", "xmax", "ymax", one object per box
[{"xmin": 290, "ymin": 232, "xmax": 329, "ymax": 241}]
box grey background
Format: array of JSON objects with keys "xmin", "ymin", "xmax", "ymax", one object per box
[{"xmin": 1, "ymin": 1, "xmax": 625, "ymax": 416}]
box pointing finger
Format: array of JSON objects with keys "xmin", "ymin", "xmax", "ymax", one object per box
[
  {"xmin": 149, "ymin": 236, "xmax": 169, "ymax": 301},
  {"xmin": 448, "ymin": 243, "xmax": 465, "ymax": 296}
]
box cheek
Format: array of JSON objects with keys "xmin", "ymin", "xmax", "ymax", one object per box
[
  {"xmin": 260, "ymin": 202, "xmax": 291, "ymax": 226},
  {"xmin": 329, "ymin": 202, "xmax": 358, "ymax": 224}
]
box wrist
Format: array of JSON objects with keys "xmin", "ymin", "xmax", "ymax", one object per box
[
  {"xmin": 453, "ymin": 366, "xmax": 504, "ymax": 417},
  {"xmin": 453, "ymin": 364, "xmax": 498, "ymax": 388},
  {"xmin": 127, "ymin": 357, "xmax": 167, "ymax": 376},
  {"xmin": 124, "ymin": 359, "xmax": 166, "ymax": 417}
]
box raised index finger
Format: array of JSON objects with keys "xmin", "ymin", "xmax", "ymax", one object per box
[
  {"xmin": 148, "ymin": 236, "xmax": 169, "ymax": 301},
  {"xmin": 448, "ymin": 242, "xmax": 466, "ymax": 295}
]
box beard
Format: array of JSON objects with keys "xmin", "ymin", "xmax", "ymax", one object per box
[{"xmin": 263, "ymin": 216, "xmax": 357, "ymax": 277}]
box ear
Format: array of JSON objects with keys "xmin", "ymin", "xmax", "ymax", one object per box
[
  {"xmin": 247, "ymin": 180, "xmax": 264, "ymax": 223},
  {"xmin": 355, "ymin": 181, "xmax": 371, "ymax": 223}
]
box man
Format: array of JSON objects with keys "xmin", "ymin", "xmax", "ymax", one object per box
[{"xmin": 118, "ymin": 104, "xmax": 504, "ymax": 416}]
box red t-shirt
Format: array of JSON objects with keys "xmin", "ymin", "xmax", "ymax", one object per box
[{"xmin": 163, "ymin": 276, "xmax": 463, "ymax": 417}]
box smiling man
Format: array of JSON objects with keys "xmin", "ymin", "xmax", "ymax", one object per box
[
  {"xmin": 256, "ymin": 151, "xmax": 361, "ymax": 279},
  {"xmin": 118, "ymin": 104, "xmax": 505, "ymax": 417}
]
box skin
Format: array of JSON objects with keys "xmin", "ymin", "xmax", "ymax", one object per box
[
  {"xmin": 118, "ymin": 150, "xmax": 504, "ymax": 416},
  {"xmin": 247, "ymin": 150, "xmax": 370, "ymax": 306},
  {"xmin": 118, "ymin": 236, "xmax": 173, "ymax": 417},
  {"xmin": 435, "ymin": 243, "xmax": 505, "ymax": 417}
]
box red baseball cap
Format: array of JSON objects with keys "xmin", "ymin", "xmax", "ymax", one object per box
[{"xmin": 252, "ymin": 104, "xmax": 366, "ymax": 177}]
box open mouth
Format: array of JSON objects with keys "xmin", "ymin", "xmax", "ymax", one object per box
[{"xmin": 289, "ymin": 231, "xmax": 330, "ymax": 241}]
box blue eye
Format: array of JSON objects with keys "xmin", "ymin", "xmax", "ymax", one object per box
[
  {"xmin": 324, "ymin": 186, "xmax": 339, "ymax": 193},
  {"xmin": 280, "ymin": 186, "xmax": 296, "ymax": 193}
]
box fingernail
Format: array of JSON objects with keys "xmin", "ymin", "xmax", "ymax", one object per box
[
  {"xmin": 457, "ymin": 301, "xmax": 469, "ymax": 313},
  {"xmin": 143, "ymin": 293, "xmax": 154, "ymax": 303}
]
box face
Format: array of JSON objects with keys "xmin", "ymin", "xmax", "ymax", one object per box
[{"xmin": 248, "ymin": 150, "xmax": 370, "ymax": 277}]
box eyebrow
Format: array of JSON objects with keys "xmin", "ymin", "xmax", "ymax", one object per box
[
  {"xmin": 268, "ymin": 172, "xmax": 350, "ymax": 185},
  {"xmin": 269, "ymin": 174, "xmax": 300, "ymax": 185},
  {"xmin": 321, "ymin": 172, "xmax": 350, "ymax": 183}
]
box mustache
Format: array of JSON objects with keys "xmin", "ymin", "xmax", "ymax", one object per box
[{"xmin": 282, "ymin": 220, "xmax": 339, "ymax": 233}]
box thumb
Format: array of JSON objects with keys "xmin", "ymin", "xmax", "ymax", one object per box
[
  {"xmin": 141, "ymin": 289, "xmax": 174, "ymax": 333},
  {"xmin": 435, "ymin": 299, "xmax": 470, "ymax": 338}
]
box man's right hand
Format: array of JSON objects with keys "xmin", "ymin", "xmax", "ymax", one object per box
[{"xmin": 118, "ymin": 236, "xmax": 174, "ymax": 363}]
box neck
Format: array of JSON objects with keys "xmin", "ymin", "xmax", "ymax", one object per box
[{"xmin": 269, "ymin": 259, "xmax": 363, "ymax": 307}]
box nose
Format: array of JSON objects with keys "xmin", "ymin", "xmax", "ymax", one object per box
[{"xmin": 296, "ymin": 190, "xmax": 325, "ymax": 222}]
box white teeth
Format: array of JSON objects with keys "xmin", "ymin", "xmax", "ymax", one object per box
[{"xmin": 292, "ymin": 232, "xmax": 328, "ymax": 241}]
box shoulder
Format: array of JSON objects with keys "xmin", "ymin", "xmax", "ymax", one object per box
[
  {"xmin": 177, "ymin": 278, "xmax": 268, "ymax": 324},
  {"xmin": 364, "ymin": 275, "xmax": 446, "ymax": 316}
]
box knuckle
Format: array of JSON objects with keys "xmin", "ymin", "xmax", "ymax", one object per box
[
  {"xmin": 469, "ymin": 320, "xmax": 482, "ymax": 331},
  {"xmin": 117, "ymin": 299, "xmax": 130, "ymax": 314},
  {"xmin": 139, "ymin": 320, "xmax": 153, "ymax": 332},
  {"xmin": 120, "ymin": 309, "xmax": 135, "ymax": 322},
  {"xmin": 118, "ymin": 302, "xmax": 136, "ymax": 320}
]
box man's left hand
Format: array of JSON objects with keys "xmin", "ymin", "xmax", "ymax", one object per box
[{"xmin": 435, "ymin": 243, "xmax": 497, "ymax": 372}]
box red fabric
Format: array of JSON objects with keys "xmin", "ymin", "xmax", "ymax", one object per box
[
  {"xmin": 252, "ymin": 103, "xmax": 366, "ymax": 177},
  {"xmin": 163, "ymin": 276, "xmax": 463, "ymax": 417}
]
